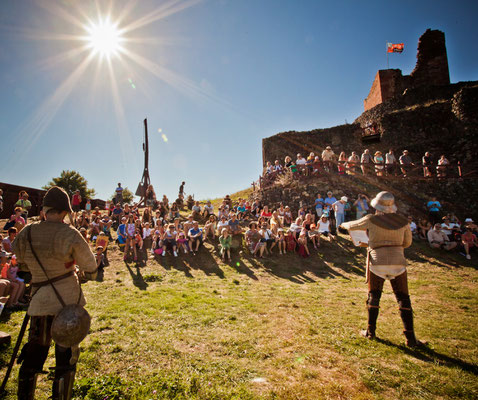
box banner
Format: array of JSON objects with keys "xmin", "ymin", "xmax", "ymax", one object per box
[{"xmin": 387, "ymin": 43, "xmax": 404, "ymax": 53}]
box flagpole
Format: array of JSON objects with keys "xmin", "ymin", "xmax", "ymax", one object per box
[{"xmin": 386, "ymin": 42, "xmax": 389, "ymax": 69}]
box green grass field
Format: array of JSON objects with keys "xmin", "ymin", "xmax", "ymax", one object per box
[{"xmin": 1, "ymin": 233, "xmax": 477, "ymax": 399}]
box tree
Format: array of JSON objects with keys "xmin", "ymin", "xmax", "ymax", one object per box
[
  {"xmin": 109, "ymin": 187, "xmax": 134, "ymax": 205},
  {"xmin": 44, "ymin": 170, "xmax": 96, "ymax": 200}
]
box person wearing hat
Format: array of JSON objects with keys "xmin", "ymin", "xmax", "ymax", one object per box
[
  {"xmin": 12, "ymin": 186, "xmax": 97, "ymax": 399},
  {"xmin": 332, "ymin": 196, "xmax": 348, "ymax": 232},
  {"xmin": 321, "ymin": 146, "xmax": 335, "ymax": 173},
  {"xmin": 341, "ymin": 191, "xmax": 424, "ymax": 347}
]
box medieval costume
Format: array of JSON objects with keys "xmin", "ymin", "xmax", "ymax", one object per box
[
  {"xmin": 342, "ymin": 191, "xmax": 423, "ymax": 347},
  {"xmin": 13, "ymin": 187, "xmax": 97, "ymax": 400}
]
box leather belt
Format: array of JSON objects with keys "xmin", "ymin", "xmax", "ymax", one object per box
[{"xmin": 31, "ymin": 271, "xmax": 75, "ymax": 288}]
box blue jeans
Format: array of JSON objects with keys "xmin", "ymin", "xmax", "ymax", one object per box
[{"xmin": 335, "ymin": 213, "xmax": 345, "ymax": 229}]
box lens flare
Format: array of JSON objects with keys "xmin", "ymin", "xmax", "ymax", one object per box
[
  {"xmin": 161, "ymin": 133, "xmax": 168, "ymax": 142},
  {"xmin": 85, "ymin": 18, "xmax": 123, "ymax": 57}
]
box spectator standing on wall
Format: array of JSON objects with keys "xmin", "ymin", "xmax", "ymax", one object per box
[
  {"xmin": 437, "ymin": 155, "xmax": 450, "ymax": 179},
  {"xmin": 115, "ymin": 183, "xmax": 123, "ymax": 204},
  {"xmin": 361, "ymin": 149, "xmax": 372, "ymax": 175},
  {"xmin": 385, "ymin": 149, "xmax": 397, "ymax": 176},
  {"xmin": 321, "ymin": 146, "xmax": 335, "ymax": 173},
  {"xmin": 399, "ymin": 150, "xmax": 413, "ymax": 177},
  {"xmin": 422, "ymin": 152, "xmax": 433, "ymax": 178},
  {"xmin": 374, "ymin": 151, "xmax": 385, "ymax": 176},
  {"xmin": 348, "ymin": 152, "xmax": 360, "ymax": 175}
]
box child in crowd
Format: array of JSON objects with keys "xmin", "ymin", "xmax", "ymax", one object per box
[
  {"xmin": 0, "ymin": 253, "xmax": 24, "ymax": 307},
  {"xmin": 277, "ymin": 229, "xmax": 286, "ymax": 254},
  {"xmin": 219, "ymin": 228, "xmax": 232, "ymax": 261},
  {"xmin": 95, "ymin": 246, "xmax": 105, "ymax": 270},
  {"xmin": 177, "ymin": 232, "xmax": 189, "ymax": 254},
  {"xmin": 162, "ymin": 224, "xmax": 178, "ymax": 257}
]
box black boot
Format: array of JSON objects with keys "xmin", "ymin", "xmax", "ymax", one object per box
[
  {"xmin": 17, "ymin": 369, "xmax": 38, "ymax": 400},
  {"xmin": 52, "ymin": 367, "xmax": 76, "ymax": 400},
  {"xmin": 362, "ymin": 290, "xmax": 381, "ymax": 339},
  {"xmin": 397, "ymin": 293, "xmax": 425, "ymax": 347}
]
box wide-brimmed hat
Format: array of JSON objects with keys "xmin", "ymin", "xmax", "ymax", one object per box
[
  {"xmin": 465, "ymin": 218, "xmax": 474, "ymax": 223},
  {"xmin": 248, "ymin": 221, "xmax": 258, "ymax": 228},
  {"xmin": 341, "ymin": 196, "xmax": 348, "ymax": 202},
  {"xmin": 371, "ymin": 191, "xmax": 397, "ymax": 213}
]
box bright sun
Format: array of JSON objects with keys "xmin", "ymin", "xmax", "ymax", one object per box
[{"xmin": 85, "ymin": 19, "xmax": 123, "ymax": 58}]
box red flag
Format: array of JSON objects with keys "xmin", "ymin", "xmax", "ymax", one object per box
[{"xmin": 387, "ymin": 43, "xmax": 404, "ymax": 53}]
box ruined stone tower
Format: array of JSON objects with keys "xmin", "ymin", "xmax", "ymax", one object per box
[{"xmin": 364, "ymin": 29, "xmax": 450, "ymax": 111}]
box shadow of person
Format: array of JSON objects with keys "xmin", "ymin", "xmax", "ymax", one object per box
[
  {"xmin": 184, "ymin": 246, "xmax": 225, "ymax": 279},
  {"xmin": 125, "ymin": 263, "xmax": 148, "ymax": 290},
  {"xmin": 376, "ymin": 337, "xmax": 478, "ymax": 375}
]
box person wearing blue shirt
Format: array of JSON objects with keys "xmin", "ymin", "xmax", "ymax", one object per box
[
  {"xmin": 188, "ymin": 221, "xmax": 203, "ymax": 253},
  {"xmin": 116, "ymin": 217, "xmax": 127, "ymax": 246},
  {"xmin": 324, "ymin": 191, "xmax": 337, "ymax": 233},
  {"xmin": 314, "ymin": 194, "xmax": 324, "ymax": 217},
  {"xmin": 427, "ymin": 196, "xmax": 442, "ymax": 224}
]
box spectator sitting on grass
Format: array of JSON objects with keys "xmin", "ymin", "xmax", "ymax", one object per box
[
  {"xmin": 417, "ymin": 218, "xmax": 431, "ymax": 240},
  {"xmin": 192, "ymin": 201, "xmax": 202, "ymax": 220},
  {"xmin": 236, "ymin": 201, "xmax": 246, "ymax": 220},
  {"xmin": 203, "ymin": 214, "xmax": 217, "ymax": 241},
  {"xmin": 2, "ymin": 228, "xmax": 17, "ymax": 253},
  {"xmin": 117, "ymin": 217, "xmax": 127, "ymax": 247},
  {"xmin": 96, "ymin": 232, "xmax": 109, "ymax": 266},
  {"xmin": 177, "ymin": 232, "xmax": 189, "ymax": 254},
  {"xmin": 228, "ymin": 213, "xmax": 242, "ymax": 235},
  {"xmin": 219, "ymin": 228, "xmax": 232, "ymax": 261},
  {"xmin": 461, "ymin": 228, "xmax": 478, "ymax": 260},
  {"xmin": 188, "ymin": 221, "xmax": 203, "ymax": 254},
  {"xmin": 270, "ymin": 211, "xmax": 283, "ymax": 235},
  {"xmin": 246, "ymin": 222, "xmax": 261, "ymax": 255},
  {"xmin": 318, "ymin": 214, "xmax": 333, "ymax": 241},
  {"xmin": 441, "ymin": 216, "xmax": 460, "ymax": 240},
  {"xmin": 95, "ymin": 246, "xmax": 105, "ymax": 270},
  {"xmin": 202, "ymin": 200, "xmax": 214, "ymax": 219},
  {"xmin": 217, "ymin": 215, "xmax": 229, "ymax": 237},
  {"xmin": 183, "ymin": 215, "xmax": 195, "ymax": 237},
  {"xmin": 428, "ymin": 224, "xmax": 457, "ymax": 251},
  {"xmin": 408, "ymin": 216, "xmax": 419, "ymax": 239},
  {"xmin": 0, "ymin": 252, "xmax": 24, "ymax": 308},
  {"xmin": 463, "ymin": 218, "xmax": 478, "ymax": 235},
  {"xmin": 162, "ymin": 224, "xmax": 178, "ymax": 257}
]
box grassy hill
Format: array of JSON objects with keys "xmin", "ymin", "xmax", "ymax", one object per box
[{"xmin": 1, "ymin": 224, "xmax": 477, "ymax": 399}]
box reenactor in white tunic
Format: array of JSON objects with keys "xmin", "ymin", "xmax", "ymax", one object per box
[{"xmin": 342, "ymin": 191, "xmax": 424, "ymax": 347}]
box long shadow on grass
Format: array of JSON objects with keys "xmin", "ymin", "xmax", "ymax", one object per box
[
  {"xmin": 406, "ymin": 241, "xmax": 477, "ymax": 270},
  {"xmin": 156, "ymin": 246, "xmax": 225, "ymax": 279},
  {"xmin": 125, "ymin": 263, "xmax": 149, "ymax": 290},
  {"xmin": 377, "ymin": 338, "xmax": 478, "ymax": 375}
]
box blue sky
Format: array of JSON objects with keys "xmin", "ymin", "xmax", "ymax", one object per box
[{"xmin": 0, "ymin": 0, "xmax": 477, "ymax": 201}]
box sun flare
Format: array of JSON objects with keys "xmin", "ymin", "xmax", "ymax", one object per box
[{"xmin": 85, "ymin": 19, "xmax": 123, "ymax": 58}]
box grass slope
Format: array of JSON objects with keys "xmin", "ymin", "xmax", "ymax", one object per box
[{"xmin": 1, "ymin": 234, "xmax": 477, "ymax": 399}]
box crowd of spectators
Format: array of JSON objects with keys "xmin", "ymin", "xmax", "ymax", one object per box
[
  {"xmin": 262, "ymin": 147, "xmax": 455, "ymax": 185},
  {"xmin": 1, "ymin": 183, "xmax": 476, "ymax": 314}
]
